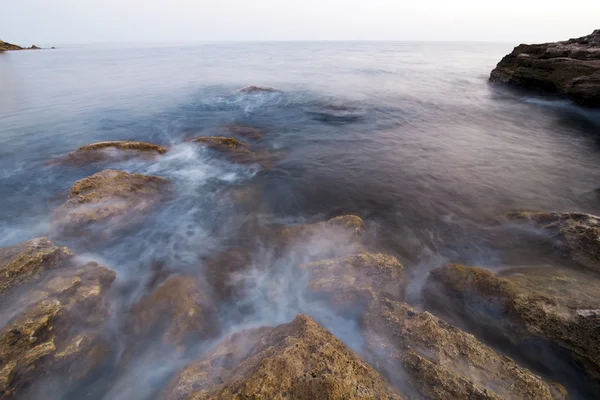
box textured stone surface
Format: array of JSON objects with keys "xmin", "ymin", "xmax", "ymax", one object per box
[
  {"xmin": 490, "ymin": 30, "xmax": 600, "ymax": 107},
  {"xmin": 363, "ymin": 299, "xmax": 564, "ymax": 400},
  {"xmin": 424, "ymin": 263, "xmax": 600, "ymax": 397},
  {"xmin": 163, "ymin": 314, "xmax": 404, "ymax": 400},
  {"xmin": 52, "ymin": 169, "xmax": 171, "ymax": 237},
  {"xmin": 57, "ymin": 140, "xmax": 167, "ymax": 165}
]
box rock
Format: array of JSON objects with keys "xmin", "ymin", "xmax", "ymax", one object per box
[
  {"xmin": 191, "ymin": 136, "xmax": 275, "ymax": 167},
  {"xmin": 423, "ymin": 263, "xmax": 600, "ymax": 397},
  {"xmin": 30, "ymin": 45, "xmax": 40, "ymax": 50},
  {"xmin": 220, "ymin": 124, "xmax": 263, "ymax": 140},
  {"xmin": 490, "ymin": 30, "xmax": 600, "ymax": 107},
  {"xmin": 51, "ymin": 169, "xmax": 171, "ymax": 238},
  {"xmin": 0, "ymin": 242, "xmax": 115, "ymax": 399},
  {"xmin": 239, "ymin": 86, "xmax": 279, "ymax": 94},
  {"xmin": 51, "ymin": 47, "xmax": 56, "ymax": 49},
  {"xmin": 56, "ymin": 140, "xmax": 167, "ymax": 166},
  {"xmin": 126, "ymin": 276, "xmax": 219, "ymax": 352},
  {"xmin": 363, "ymin": 298, "xmax": 565, "ymax": 400},
  {"xmin": 506, "ymin": 211, "xmax": 600, "ymax": 273},
  {"xmin": 0, "ymin": 40, "xmax": 24, "ymax": 51},
  {"xmin": 163, "ymin": 314, "xmax": 404, "ymax": 400},
  {"xmin": 300, "ymin": 252, "xmax": 405, "ymax": 314},
  {"xmin": 278, "ymin": 215, "xmax": 366, "ymax": 258},
  {"xmin": 0, "ymin": 238, "xmax": 72, "ymax": 297}
]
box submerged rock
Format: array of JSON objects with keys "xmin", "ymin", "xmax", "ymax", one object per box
[
  {"xmin": 0, "ymin": 239, "xmax": 116, "ymax": 399},
  {"xmin": 126, "ymin": 276, "xmax": 219, "ymax": 352},
  {"xmin": 56, "ymin": 140, "xmax": 167, "ymax": 166},
  {"xmin": 51, "ymin": 169, "xmax": 171, "ymax": 238},
  {"xmin": 490, "ymin": 30, "xmax": 600, "ymax": 107},
  {"xmin": 423, "ymin": 263, "xmax": 600, "ymax": 397},
  {"xmin": 220, "ymin": 124, "xmax": 263, "ymax": 140},
  {"xmin": 0, "ymin": 238, "xmax": 72, "ymax": 296},
  {"xmin": 506, "ymin": 211, "xmax": 600, "ymax": 273},
  {"xmin": 239, "ymin": 86, "xmax": 279, "ymax": 94},
  {"xmin": 192, "ymin": 136, "xmax": 275, "ymax": 167},
  {"xmin": 300, "ymin": 252, "xmax": 405, "ymax": 314},
  {"xmin": 363, "ymin": 298, "xmax": 565, "ymax": 400},
  {"xmin": 163, "ymin": 314, "xmax": 403, "ymax": 400}
]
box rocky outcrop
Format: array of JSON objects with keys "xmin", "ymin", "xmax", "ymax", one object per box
[
  {"xmin": 125, "ymin": 276, "xmax": 218, "ymax": 352},
  {"xmin": 423, "ymin": 263, "xmax": 600, "ymax": 397},
  {"xmin": 506, "ymin": 211, "xmax": 600, "ymax": 273},
  {"xmin": 163, "ymin": 314, "xmax": 404, "ymax": 400},
  {"xmin": 51, "ymin": 169, "xmax": 171, "ymax": 238},
  {"xmin": 363, "ymin": 298, "xmax": 565, "ymax": 400},
  {"xmin": 0, "ymin": 41, "xmax": 41, "ymax": 52},
  {"xmin": 0, "ymin": 239, "xmax": 116, "ymax": 399},
  {"xmin": 56, "ymin": 141, "xmax": 167, "ymax": 166},
  {"xmin": 239, "ymin": 86, "xmax": 279, "ymax": 94},
  {"xmin": 490, "ymin": 30, "xmax": 600, "ymax": 107},
  {"xmin": 0, "ymin": 238, "xmax": 72, "ymax": 296},
  {"xmin": 300, "ymin": 252, "xmax": 405, "ymax": 314}
]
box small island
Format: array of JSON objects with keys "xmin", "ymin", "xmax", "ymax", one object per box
[
  {"xmin": 0, "ymin": 39, "xmax": 43, "ymax": 52},
  {"xmin": 490, "ymin": 30, "xmax": 600, "ymax": 107}
]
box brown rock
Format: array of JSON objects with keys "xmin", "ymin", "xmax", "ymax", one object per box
[
  {"xmin": 0, "ymin": 40, "xmax": 24, "ymax": 51},
  {"xmin": 363, "ymin": 299, "xmax": 564, "ymax": 400},
  {"xmin": 126, "ymin": 276, "xmax": 219, "ymax": 351},
  {"xmin": 29, "ymin": 45, "xmax": 40, "ymax": 50},
  {"xmin": 0, "ymin": 238, "xmax": 72, "ymax": 296},
  {"xmin": 300, "ymin": 252, "xmax": 405, "ymax": 313},
  {"xmin": 191, "ymin": 136, "xmax": 275, "ymax": 167},
  {"xmin": 163, "ymin": 314, "xmax": 404, "ymax": 400},
  {"xmin": 423, "ymin": 263, "xmax": 600, "ymax": 397},
  {"xmin": 56, "ymin": 141, "xmax": 167, "ymax": 166},
  {"xmin": 0, "ymin": 255, "xmax": 115, "ymax": 399},
  {"xmin": 239, "ymin": 86, "xmax": 279, "ymax": 94},
  {"xmin": 490, "ymin": 30, "xmax": 600, "ymax": 107},
  {"xmin": 51, "ymin": 169, "xmax": 171, "ymax": 237},
  {"xmin": 506, "ymin": 211, "xmax": 600, "ymax": 273}
]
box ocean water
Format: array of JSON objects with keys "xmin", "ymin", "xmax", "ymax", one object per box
[{"xmin": 1, "ymin": 42, "xmax": 600, "ymax": 399}]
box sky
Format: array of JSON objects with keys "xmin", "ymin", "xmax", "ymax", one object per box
[{"xmin": 1, "ymin": 0, "xmax": 599, "ymax": 44}]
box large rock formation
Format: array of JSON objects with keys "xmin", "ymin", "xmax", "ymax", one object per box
[
  {"xmin": 0, "ymin": 40, "xmax": 23, "ymax": 51},
  {"xmin": 0, "ymin": 239, "xmax": 116, "ymax": 399},
  {"xmin": 56, "ymin": 140, "xmax": 167, "ymax": 166},
  {"xmin": 363, "ymin": 298, "xmax": 565, "ymax": 400},
  {"xmin": 423, "ymin": 263, "xmax": 600, "ymax": 397},
  {"xmin": 506, "ymin": 211, "xmax": 600, "ymax": 273},
  {"xmin": 162, "ymin": 314, "xmax": 404, "ymax": 400},
  {"xmin": 51, "ymin": 169, "xmax": 171, "ymax": 238},
  {"xmin": 490, "ymin": 30, "xmax": 600, "ymax": 107}
]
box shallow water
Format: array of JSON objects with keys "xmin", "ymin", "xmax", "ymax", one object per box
[{"xmin": 1, "ymin": 42, "xmax": 600, "ymax": 399}]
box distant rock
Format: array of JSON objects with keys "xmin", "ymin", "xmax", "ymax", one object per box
[
  {"xmin": 490, "ymin": 30, "xmax": 600, "ymax": 107},
  {"xmin": 30, "ymin": 45, "xmax": 40, "ymax": 49},
  {"xmin": 424, "ymin": 263, "xmax": 600, "ymax": 397},
  {"xmin": 0, "ymin": 40, "xmax": 42, "ymax": 51},
  {"xmin": 51, "ymin": 169, "xmax": 171, "ymax": 238},
  {"xmin": 163, "ymin": 314, "xmax": 404, "ymax": 400},
  {"xmin": 56, "ymin": 140, "xmax": 167, "ymax": 166},
  {"xmin": 239, "ymin": 86, "xmax": 279, "ymax": 94},
  {"xmin": 506, "ymin": 211, "xmax": 600, "ymax": 273}
]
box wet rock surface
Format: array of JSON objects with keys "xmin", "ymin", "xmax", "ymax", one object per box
[
  {"xmin": 191, "ymin": 136, "xmax": 276, "ymax": 167},
  {"xmin": 56, "ymin": 141, "xmax": 167, "ymax": 165},
  {"xmin": 507, "ymin": 211, "xmax": 600, "ymax": 273},
  {"xmin": 238, "ymin": 86, "xmax": 279, "ymax": 94},
  {"xmin": 125, "ymin": 275, "xmax": 219, "ymax": 353},
  {"xmin": 423, "ymin": 263, "xmax": 600, "ymax": 397},
  {"xmin": 220, "ymin": 124, "xmax": 263, "ymax": 140},
  {"xmin": 51, "ymin": 169, "xmax": 171, "ymax": 238},
  {"xmin": 363, "ymin": 298, "xmax": 564, "ymax": 400},
  {"xmin": 490, "ymin": 30, "xmax": 600, "ymax": 107},
  {"xmin": 0, "ymin": 239, "xmax": 116, "ymax": 399},
  {"xmin": 163, "ymin": 314, "xmax": 404, "ymax": 400}
]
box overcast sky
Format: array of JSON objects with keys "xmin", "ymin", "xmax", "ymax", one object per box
[{"xmin": 2, "ymin": 0, "xmax": 598, "ymax": 44}]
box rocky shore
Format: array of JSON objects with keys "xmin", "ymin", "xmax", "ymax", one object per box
[
  {"xmin": 0, "ymin": 40, "xmax": 42, "ymax": 52},
  {"xmin": 490, "ymin": 30, "xmax": 600, "ymax": 107},
  {"xmin": 2, "ymin": 98, "xmax": 600, "ymax": 398}
]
